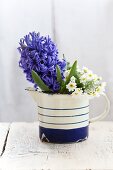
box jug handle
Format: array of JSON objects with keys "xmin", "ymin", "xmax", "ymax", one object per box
[{"xmin": 89, "ymin": 93, "xmax": 110, "ymax": 123}]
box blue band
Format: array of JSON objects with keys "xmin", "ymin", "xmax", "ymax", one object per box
[
  {"xmin": 38, "ymin": 105, "xmax": 89, "ymax": 110},
  {"xmin": 39, "ymin": 126, "xmax": 89, "ymax": 143},
  {"xmin": 38, "ymin": 112, "xmax": 89, "ymax": 117},
  {"xmin": 39, "ymin": 119, "xmax": 89, "ymax": 125}
]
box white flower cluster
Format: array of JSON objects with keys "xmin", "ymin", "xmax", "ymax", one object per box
[
  {"xmin": 80, "ymin": 67, "xmax": 102, "ymax": 82},
  {"xmin": 66, "ymin": 76, "xmax": 83, "ymax": 95},
  {"xmin": 64, "ymin": 66, "xmax": 106, "ymax": 97},
  {"xmin": 80, "ymin": 67, "xmax": 106, "ymax": 97}
]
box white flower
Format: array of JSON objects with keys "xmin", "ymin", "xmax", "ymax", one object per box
[
  {"xmin": 93, "ymin": 74, "xmax": 98, "ymax": 81},
  {"xmin": 82, "ymin": 67, "xmax": 89, "ymax": 73},
  {"xmin": 70, "ymin": 76, "xmax": 76, "ymax": 83},
  {"xmin": 97, "ymin": 76, "xmax": 102, "ymax": 81},
  {"xmin": 87, "ymin": 71, "xmax": 94, "ymax": 80},
  {"xmin": 80, "ymin": 74, "xmax": 87, "ymax": 83},
  {"xmin": 72, "ymin": 88, "xmax": 83, "ymax": 95},
  {"xmin": 96, "ymin": 82, "xmax": 106, "ymax": 94},
  {"xmin": 66, "ymin": 82, "xmax": 77, "ymax": 92},
  {"xmin": 87, "ymin": 82, "xmax": 106, "ymax": 97},
  {"xmin": 96, "ymin": 87, "xmax": 102, "ymax": 94},
  {"xmin": 80, "ymin": 70, "xmax": 98, "ymax": 82},
  {"xmin": 64, "ymin": 70, "xmax": 70, "ymax": 79},
  {"xmin": 88, "ymin": 92, "xmax": 100, "ymax": 97}
]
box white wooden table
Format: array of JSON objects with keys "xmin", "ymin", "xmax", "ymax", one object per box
[{"xmin": 0, "ymin": 122, "xmax": 113, "ymax": 170}]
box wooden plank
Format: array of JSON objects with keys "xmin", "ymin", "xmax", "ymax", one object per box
[
  {"xmin": 1, "ymin": 121, "xmax": 113, "ymax": 169},
  {"xmin": 0, "ymin": 123, "xmax": 10, "ymax": 156}
]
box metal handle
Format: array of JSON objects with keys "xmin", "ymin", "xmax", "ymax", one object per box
[{"xmin": 89, "ymin": 93, "xmax": 110, "ymax": 123}]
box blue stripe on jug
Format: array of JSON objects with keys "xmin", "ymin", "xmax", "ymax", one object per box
[
  {"xmin": 38, "ymin": 112, "xmax": 89, "ymax": 117},
  {"xmin": 39, "ymin": 119, "xmax": 88, "ymax": 125},
  {"xmin": 39, "ymin": 119, "xmax": 89, "ymax": 129},
  {"xmin": 38, "ymin": 105, "xmax": 89, "ymax": 110}
]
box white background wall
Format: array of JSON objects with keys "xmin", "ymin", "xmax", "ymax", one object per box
[{"xmin": 0, "ymin": 0, "xmax": 113, "ymax": 121}]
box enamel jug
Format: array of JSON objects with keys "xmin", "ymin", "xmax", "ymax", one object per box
[{"xmin": 26, "ymin": 88, "xmax": 110, "ymax": 143}]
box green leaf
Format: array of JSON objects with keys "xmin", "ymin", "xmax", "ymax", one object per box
[
  {"xmin": 65, "ymin": 60, "xmax": 78, "ymax": 84},
  {"xmin": 56, "ymin": 65, "xmax": 62, "ymax": 85},
  {"xmin": 31, "ymin": 70, "xmax": 51, "ymax": 92},
  {"xmin": 60, "ymin": 60, "xmax": 78, "ymax": 93}
]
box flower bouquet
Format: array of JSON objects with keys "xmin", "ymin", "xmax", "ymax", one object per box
[{"xmin": 18, "ymin": 32, "xmax": 110, "ymax": 143}]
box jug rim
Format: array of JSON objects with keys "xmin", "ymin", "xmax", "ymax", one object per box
[{"xmin": 25, "ymin": 87, "xmax": 90, "ymax": 99}]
